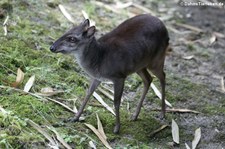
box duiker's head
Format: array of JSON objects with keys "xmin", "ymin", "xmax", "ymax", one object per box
[{"xmin": 50, "ymin": 19, "xmax": 95, "ymax": 54}]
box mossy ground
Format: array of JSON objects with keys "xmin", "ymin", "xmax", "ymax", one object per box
[{"xmin": 0, "ymin": 0, "xmax": 224, "ymax": 148}]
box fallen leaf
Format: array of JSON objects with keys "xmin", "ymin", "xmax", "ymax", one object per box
[
  {"xmin": 37, "ymin": 87, "xmax": 64, "ymax": 96},
  {"xmin": 221, "ymin": 76, "xmax": 225, "ymax": 92},
  {"xmin": 172, "ymin": 119, "xmax": 179, "ymax": 144},
  {"xmin": 85, "ymin": 114, "xmax": 112, "ymax": 149},
  {"xmin": 85, "ymin": 123, "xmax": 112, "ymax": 149},
  {"xmin": 115, "ymin": 2, "xmax": 133, "ymax": 9},
  {"xmin": 96, "ymin": 113, "xmax": 107, "ymax": 140},
  {"xmin": 81, "ymin": 10, "xmax": 95, "ymax": 26},
  {"xmin": 24, "ymin": 75, "xmax": 35, "ymax": 92},
  {"xmin": 150, "ymin": 83, "xmax": 172, "ymax": 107},
  {"xmin": 183, "ymin": 55, "xmax": 194, "ymax": 60},
  {"xmin": 89, "ymin": 141, "xmax": 96, "ymax": 149},
  {"xmin": 209, "ymin": 34, "xmax": 217, "ymax": 45},
  {"xmin": 93, "ymin": 92, "xmax": 115, "ymax": 116},
  {"xmin": 98, "ymin": 87, "xmax": 114, "ymax": 100},
  {"xmin": 149, "ymin": 124, "xmax": 168, "ymax": 137},
  {"xmin": 28, "ymin": 119, "xmax": 58, "ymax": 148},
  {"xmin": 12, "ymin": 68, "xmax": 24, "ymax": 87},
  {"xmin": 50, "ymin": 127, "xmax": 72, "ymax": 149},
  {"xmin": 185, "ymin": 143, "xmax": 191, "ymax": 149},
  {"xmin": 192, "ymin": 128, "xmax": 201, "ymax": 149},
  {"xmin": 152, "ymin": 108, "xmax": 200, "ymax": 114},
  {"xmin": 58, "ymin": 4, "xmax": 75, "ymax": 24},
  {"xmin": 175, "ymin": 23, "xmax": 203, "ymax": 33}
]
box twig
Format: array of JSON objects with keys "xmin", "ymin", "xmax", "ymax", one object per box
[{"xmin": 0, "ymin": 85, "xmax": 76, "ymax": 114}]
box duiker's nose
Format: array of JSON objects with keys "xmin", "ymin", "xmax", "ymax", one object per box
[{"xmin": 50, "ymin": 45, "xmax": 55, "ymax": 52}]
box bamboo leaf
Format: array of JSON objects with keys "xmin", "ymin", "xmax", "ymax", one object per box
[
  {"xmin": 192, "ymin": 128, "xmax": 201, "ymax": 149},
  {"xmin": 24, "ymin": 75, "xmax": 35, "ymax": 92},
  {"xmin": 89, "ymin": 141, "xmax": 96, "ymax": 149},
  {"xmin": 185, "ymin": 143, "xmax": 191, "ymax": 149},
  {"xmin": 50, "ymin": 128, "xmax": 72, "ymax": 149},
  {"xmin": 84, "ymin": 123, "xmax": 112, "ymax": 149},
  {"xmin": 183, "ymin": 55, "xmax": 194, "ymax": 60},
  {"xmin": 12, "ymin": 68, "xmax": 24, "ymax": 87},
  {"xmin": 96, "ymin": 113, "xmax": 107, "ymax": 140},
  {"xmin": 93, "ymin": 92, "xmax": 115, "ymax": 116},
  {"xmin": 152, "ymin": 108, "xmax": 200, "ymax": 114},
  {"xmin": 150, "ymin": 83, "xmax": 172, "ymax": 107},
  {"xmin": 28, "ymin": 119, "xmax": 58, "ymax": 147},
  {"xmin": 172, "ymin": 119, "xmax": 179, "ymax": 144},
  {"xmin": 37, "ymin": 87, "xmax": 64, "ymax": 97},
  {"xmin": 209, "ymin": 34, "xmax": 216, "ymax": 45},
  {"xmin": 58, "ymin": 4, "xmax": 75, "ymax": 24},
  {"xmin": 149, "ymin": 125, "xmax": 168, "ymax": 137}
]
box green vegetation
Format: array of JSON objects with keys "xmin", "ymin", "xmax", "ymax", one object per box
[{"xmin": 0, "ymin": 0, "xmax": 224, "ymax": 148}]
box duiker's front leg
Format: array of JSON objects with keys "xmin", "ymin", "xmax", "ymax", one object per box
[
  {"xmin": 113, "ymin": 78, "xmax": 125, "ymax": 134},
  {"xmin": 70, "ymin": 79, "xmax": 101, "ymax": 122}
]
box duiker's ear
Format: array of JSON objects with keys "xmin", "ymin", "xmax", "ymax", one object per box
[
  {"xmin": 82, "ymin": 19, "xmax": 90, "ymax": 31},
  {"xmin": 85, "ymin": 26, "xmax": 96, "ymax": 38}
]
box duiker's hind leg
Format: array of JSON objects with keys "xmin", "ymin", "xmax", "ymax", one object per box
[
  {"xmin": 131, "ymin": 68, "xmax": 152, "ymax": 121},
  {"xmin": 151, "ymin": 68, "xmax": 166, "ymax": 118}
]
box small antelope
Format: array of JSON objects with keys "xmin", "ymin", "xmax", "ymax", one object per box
[{"xmin": 50, "ymin": 14, "xmax": 169, "ymax": 134}]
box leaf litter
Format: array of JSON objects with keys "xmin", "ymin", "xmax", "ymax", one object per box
[{"xmin": 85, "ymin": 114, "xmax": 112, "ymax": 149}]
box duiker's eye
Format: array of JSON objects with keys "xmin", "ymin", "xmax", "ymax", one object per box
[{"xmin": 67, "ymin": 37, "xmax": 78, "ymax": 43}]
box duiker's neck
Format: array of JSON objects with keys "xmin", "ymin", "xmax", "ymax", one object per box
[{"xmin": 74, "ymin": 37, "xmax": 105, "ymax": 78}]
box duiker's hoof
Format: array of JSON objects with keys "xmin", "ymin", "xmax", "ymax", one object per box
[
  {"xmin": 113, "ymin": 125, "xmax": 120, "ymax": 134},
  {"xmin": 130, "ymin": 115, "xmax": 138, "ymax": 121},
  {"xmin": 159, "ymin": 112, "xmax": 166, "ymax": 120},
  {"xmin": 67, "ymin": 117, "xmax": 79, "ymax": 122}
]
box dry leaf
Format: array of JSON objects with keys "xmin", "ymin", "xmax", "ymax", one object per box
[
  {"xmin": 192, "ymin": 128, "xmax": 201, "ymax": 149},
  {"xmin": 81, "ymin": 10, "xmax": 95, "ymax": 26},
  {"xmin": 28, "ymin": 119, "xmax": 58, "ymax": 147},
  {"xmin": 37, "ymin": 87, "xmax": 64, "ymax": 97},
  {"xmin": 50, "ymin": 128, "xmax": 72, "ymax": 149},
  {"xmin": 221, "ymin": 76, "xmax": 225, "ymax": 92},
  {"xmin": 175, "ymin": 23, "xmax": 203, "ymax": 33},
  {"xmin": 12, "ymin": 68, "xmax": 24, "ymax": 87},
  {"xmin": 209, "ymin": 34, "xmax": 216, "ymax": 45},
  {"xmin": 93, "ymin": 92, "xmax": 115, "ymax": 116},
  {"xmin": 3, "ymin": 15, "xmax": 9, "ymax": 36},
  {"xmin": 85, "ymin": 123, "xmax": 112, "ymax": 149},
  {"xmin": 150, "ymin": 83, "xmax": 172, "ymax": 107},
  {"xmin": 149, "ymin": 125, "xmax": 168, "ymax": 137},
  {"xmin": 115, "ymin": 2, "xmax": 133, "ymax": 9},
  {"xmin": 98, "ymin": 87, "xmax": 114, "ymax": 100},
  {"xmin": 172, "ymin": 119, "xmax": 179, "ymax": 144},
  {"xmin": 58, "ymin": 4, "xmax": 75, "ymax": 24},
  {"xmin": 152, "ymin": 108, "xmax": 200, "ymax": 114},
  {"xmin": 96, "ymin": 113, "xmax": 107, "ymax": 140},
  {"xmin": 3, "ymin": 26, "xmax": 7, "ymax": 36},
  {"xmin": 24, "ymin": 75, "xmax": 35, "ymax": 92},
  {"xmin": 185, "ymin": 143, "xmax": 191, "ymax": 149},
  {"xmin": 89, "ymin": 141, "xmax": 96, "ymax": 149},
  {"xmin": 183, "ymin": 55, "xmax": 194, "ymax": 60}
]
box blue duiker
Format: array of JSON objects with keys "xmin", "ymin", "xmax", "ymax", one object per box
[{"xmin": 50, "ymin": 14, "xmax": 169, "ymax": 134}]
